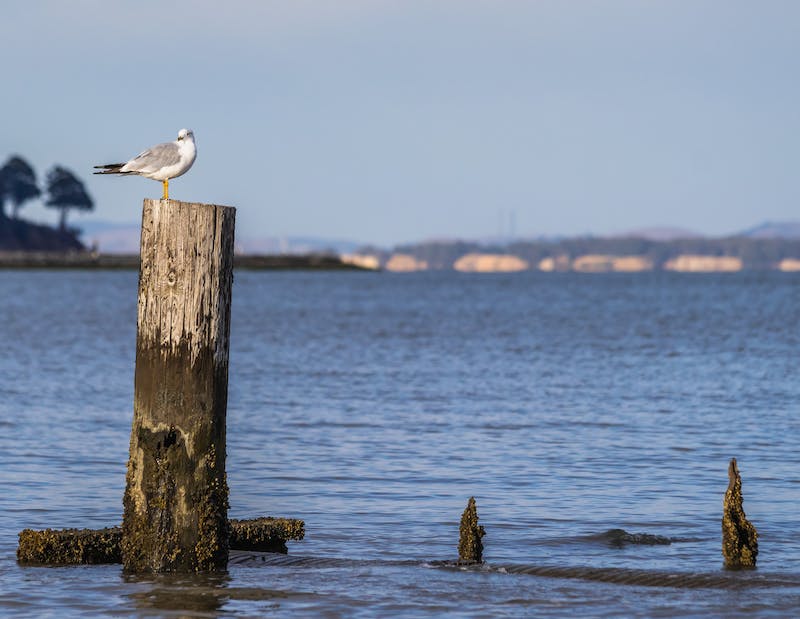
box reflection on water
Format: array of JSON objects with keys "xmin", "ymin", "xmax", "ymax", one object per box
[
  {"xmin": 1, "ymin": 271, "xmax": 799, "ymax": 617},
  {"xmin": 124, "ymin": 572, "xmax": 233, "ymax": 616},
  {"xmin": 123, "ymin": 571, "xmax": 296, "ymax": 617}
]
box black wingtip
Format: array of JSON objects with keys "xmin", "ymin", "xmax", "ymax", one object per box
[{"xmin": 93, "ymin": 163, "xmax": 126, "ymax": 175}]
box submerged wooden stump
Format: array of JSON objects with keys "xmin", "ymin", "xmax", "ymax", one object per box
[
  {"xmin": 457, "ymin": 497, "xmax": 486, "ymax": 564},
  {"xmin": 17, "ymin": 527, "xmax": 123, "ymax": 565},
  {"xmin": 122, "ymin": 199, "xmax": 236, "ymax": 573},
  {"xmin": 722, "ymin": 458, "xmax": 758, "ymax": 569},
  {"xmin": 603, "ymin": 529, "xmax": 672, "ymax": 547},
  {"xmin": 17, "ymin": 518, "xmax": 305, "ymax": 565},
  {"xmin": 228, "ymin": 517, "xmax": 306, "ymax": 554}
]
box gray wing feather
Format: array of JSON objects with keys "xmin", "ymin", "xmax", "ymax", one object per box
[{"xmin": 121, "ymin": 142, "xmax": 181, "ymax": 174}]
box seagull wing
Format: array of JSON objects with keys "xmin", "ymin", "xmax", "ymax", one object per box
[{"xmin": 121, "ymin": 141, "xmax": 182, "ymax": 175}]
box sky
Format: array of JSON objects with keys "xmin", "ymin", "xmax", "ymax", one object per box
[{"xmin": 2, "ymin": 0, "xmax": 799, "ymax": 247}]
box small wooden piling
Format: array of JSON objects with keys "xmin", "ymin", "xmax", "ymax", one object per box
[
  {"xmin": 458, "ymin": 497, "xmax": 486, "ymax": 564},
  {"xmin": 722, "ymin": 458, "xmax": 758, "ymax": 569},
  {"xmin": 122, "ymin": 199, "xmax": 236, "ymax": 573}
]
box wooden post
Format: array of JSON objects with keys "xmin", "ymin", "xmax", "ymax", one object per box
[{"xmin": 122, "ymin": 198, "xmax": 236, "ymax": 573}]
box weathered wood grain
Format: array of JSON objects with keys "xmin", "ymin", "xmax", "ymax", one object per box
[{"xmin": 122, "ymin": 199, "xmax": 236, "ymax": 573}]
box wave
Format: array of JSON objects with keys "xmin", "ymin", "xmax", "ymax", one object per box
[{"xmin": 229, "ymin": 551, "xmax": 800, "ymax": 590}]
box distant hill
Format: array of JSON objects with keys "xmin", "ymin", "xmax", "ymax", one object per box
[
  {"xmin": 79, "ymin": 220, "xmax": 364, "ymax": 255},
  {"xmin": 607, "ymin": 222, "xmax": 800, "ymax": 241},
  {"xmin": 386, "ymin": 234, "xmax": 800, "ymax": 271},
  {"xmin": 79, "ymin": 221, "xmax": 141, "ymax": 253},
  {"xmin": 612, "ymin": 226, "xmax": 704, "ymax": 241},
  {"xmin": 235, "ymin": 236, "xmax": 362, "ymax": 256},
  {"xmin": 0, "ymin": 216, "xmax": 84, "ymax": 252},
  {"xmin": 737, "ymin": 221, "xmax": 800, "ymax": 239}
]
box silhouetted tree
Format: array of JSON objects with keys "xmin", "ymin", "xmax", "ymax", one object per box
[
  {"xmin": 44, "ymin": 166, "xmax": 94, "ymax": 231},
  {"xmin": 0, "ymin": 167, "xmax": 6, "ymax": 218},
  {"xmin": 0, "ymin": 155, "xmax": 41, "ymax": 219}
]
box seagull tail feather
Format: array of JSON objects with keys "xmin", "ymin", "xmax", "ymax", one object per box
[{"xmin": 93, "ymin": 163, "xmax": 129, "ymax": 175}]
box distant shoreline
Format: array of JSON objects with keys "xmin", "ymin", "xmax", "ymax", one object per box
[
  {"xmin": 2, "ymin": 251, "xmax": 800, "ymax": 273},
  {"xmin": 0, "ymin": 252, "xmax": 375, "ymax": 271}
]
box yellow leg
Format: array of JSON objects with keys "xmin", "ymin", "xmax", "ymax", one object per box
[{"xmin": 162, "ymin": 179, "xmax": 169, "ymax": 200}]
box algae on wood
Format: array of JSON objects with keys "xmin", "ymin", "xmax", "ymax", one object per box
[
  {"xmin": 17, "ymin": 527, "xmax": 122, "ymax": 565},
  {"xmin": 17, "ymin": 518, "xmax": 304, "ymax": 565},
  {"xmin": 722, "ymin": 458, "xmax": 758, "ymax": 569},
  {"xmin": 122, "ymin": 199, "xmax": 236, "ymax": 573},
  {"xmin": 458, "ymin": 497, "xmax": 486, "ymax": 564},
  {"xmin": 228, "ymin": 518, "xmax": 306, "ymax": 554}
]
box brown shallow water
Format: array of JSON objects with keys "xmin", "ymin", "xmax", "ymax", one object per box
[{"xmin": 1, "ymin": 270, "xmax": 799, "ymax": 617}]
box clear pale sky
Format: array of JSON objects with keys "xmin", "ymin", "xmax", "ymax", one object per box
[{"xmin": 2, "ymin": 1, "xmax": 798, "ymax": 246}]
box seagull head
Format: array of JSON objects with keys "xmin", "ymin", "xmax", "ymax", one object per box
[{"xmin": 177, "ymin": 128, "xmax": 194, "ymax": 142}]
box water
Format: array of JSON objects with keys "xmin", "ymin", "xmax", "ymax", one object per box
[{"xmin": 1, "ymin": 270, "xmax": 799, "ymax": 617}]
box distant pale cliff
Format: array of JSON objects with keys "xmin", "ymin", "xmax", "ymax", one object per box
[
  {"xmin": 350, "ymin": 231, "xmax": 800, "ymax": 272},
  {"xmin": 453, "ymin": 253, "xmax": 529, "ymax": 273},
  {"xmin": 664, "ymin": 255, "xmax": 742, "ymax": 272}
]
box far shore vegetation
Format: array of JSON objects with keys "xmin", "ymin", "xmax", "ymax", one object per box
[{"xmin": 0, "ymin": 155, "xmax": 92, "ymax": 251}]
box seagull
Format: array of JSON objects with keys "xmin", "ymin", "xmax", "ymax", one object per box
[{"xmin": 94, "ymin": 129, "xmax": 197, "ymax": 200}]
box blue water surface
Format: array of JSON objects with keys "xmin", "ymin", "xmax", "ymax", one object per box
[{"xmin": 1, "ymin": 270, "xmax": 798, "ymax": 617}]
